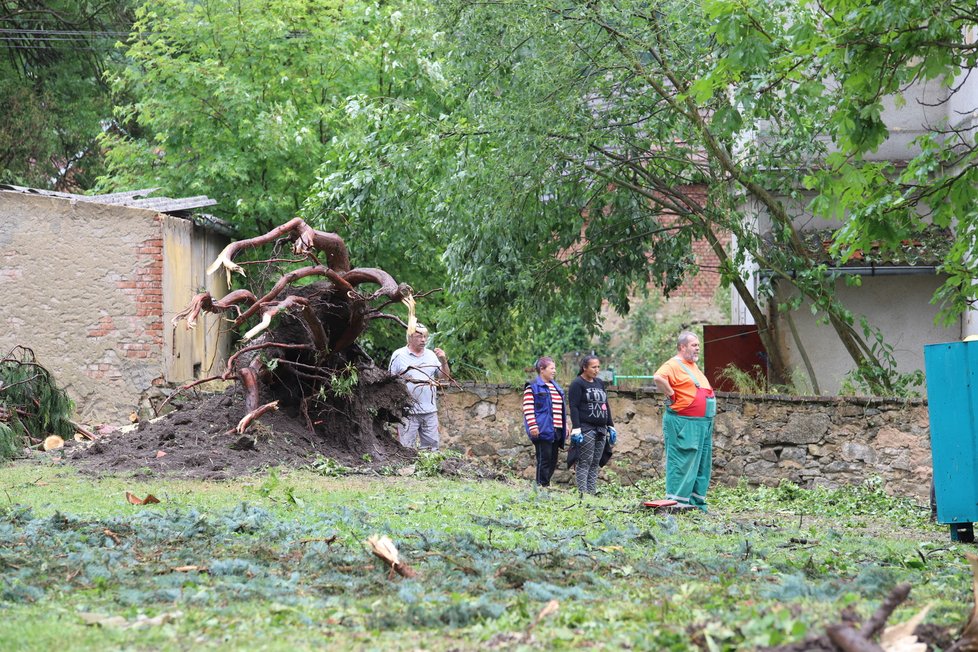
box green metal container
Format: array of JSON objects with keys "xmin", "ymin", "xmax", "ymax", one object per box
[{"xmin": 924, "ymin": 340, "xmax": 978, "ymax": 542}]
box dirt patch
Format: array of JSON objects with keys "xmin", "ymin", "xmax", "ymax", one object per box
[{"xmin": 67, "ymin": 366, "xmax": 416, "ymax": 480}]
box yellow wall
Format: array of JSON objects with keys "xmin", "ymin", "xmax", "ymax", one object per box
[{"xmin": 162, "ymin": 215, "xmax": 231, "ymax": 383}]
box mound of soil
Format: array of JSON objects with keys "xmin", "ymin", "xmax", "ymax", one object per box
[{"xmin": 68, "ymin": 365, "xmax": 416, "ymax": 480}]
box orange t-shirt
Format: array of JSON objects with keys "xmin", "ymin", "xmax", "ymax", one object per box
[{"xmin": 655, "ymin": 357, "xmax": 712, "ymax": 414}]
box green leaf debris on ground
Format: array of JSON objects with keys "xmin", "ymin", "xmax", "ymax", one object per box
[{"xmin": 0, "ymin": 465, "xmax": 971, "ymax": 650}]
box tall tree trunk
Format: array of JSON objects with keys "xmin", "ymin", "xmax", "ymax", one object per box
[
  {"xmin": 597, "ymin": 15, "xmax": 895, "ymax": 392},
  {"xmin": 700, "ymin": 224, "xmax": 791, "ymax": 385}
]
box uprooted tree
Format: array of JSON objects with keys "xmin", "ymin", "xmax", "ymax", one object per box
[{"xmin": 173, "ymin": 218, "xmax": 432, "ymax": 455}]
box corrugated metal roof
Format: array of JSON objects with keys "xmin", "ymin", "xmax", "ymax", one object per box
[
  {"xmin": 0, "ymin": 184, "xmax": 218, "ymax": 215},
  {"xmin": 0, "ymin": 183, "xmax": 234, "ymax": 235}
]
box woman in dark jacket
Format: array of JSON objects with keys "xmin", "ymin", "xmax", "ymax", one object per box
[
  {"xmin": 522, "ymin": 356, "xmax": 566, "ymax": 487},
  {"xmin": 567, "ymin": 355, "xmax": 615, "ymax": 495}
]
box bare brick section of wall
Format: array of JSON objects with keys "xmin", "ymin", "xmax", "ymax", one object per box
[
  {"xmin": 86, "ymin": 315, "xmax": 117, "ymax": 339},
  {"xmin": 77, "ymin": 225, "xmax": 166, "ymax": 385},
  {"xmin": 122, "ymin": 225, "xmax": 165, "ymax": 361},
  {"xmin": 661, "ymin": 185, "xmax": 730, "ymax": 305},
  {"xmin": 437, "ymin": 383, "xmax": 931, "ymax": 503}
]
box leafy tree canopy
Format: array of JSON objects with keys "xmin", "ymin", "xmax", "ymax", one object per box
[
  {"xmin": 382, "ymin": 0, "xmax": 858, "ymax": 383},
  {"xmin": 0, "ymin": 0, "xmax": 134, "ymax": 189},
  {"xmin": 402, "ymin": 0, "xmax": 973, "ymax": 391},
  {"xmin": 97, "ymin": 0, "xmax": 978, "ymax": 385},
  {"xmin": 708, "ymin": 0, "xmax": 978, "ymax": 323},
  {"xmin": 309, "ymin": 0, "xmax": 714, "ymax": 369},
  {"xmin": 100, "ymin": 0, "xmax": 424, "ymax": 234},
  {"xmin": 99, "ymin": 0, "xmax": 467, "ymax": 361}
]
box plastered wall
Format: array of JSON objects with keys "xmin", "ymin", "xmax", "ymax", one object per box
[{"xmin": 0, "ymin": 192, "xmax": 229, "ymax": 423}]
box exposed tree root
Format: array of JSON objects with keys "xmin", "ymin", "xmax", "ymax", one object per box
[{"xmin": 171, "ymin": 218, "xmax": 423, "ymax": 454}]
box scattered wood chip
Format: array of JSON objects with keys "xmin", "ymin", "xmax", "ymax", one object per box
[
  {"xmin": 171, "ymin": 565, "xmax": 207, "ymax": 573},
  {"xmin": 79, "ymin": 611, "xmax": 183, "ymax": 629},
  {"xmin": 103, "ymin": 529, "xmax": 122, "ymax": 545},
  {"xmin": 155, "ymin": 450, "xmax": 167, "ymax": 458},
  {"xmin": 42, "ymin": 435, "xmax": 64, "ymax": 451},
  {"xmin": 527, "ymin": 599, "xmax": 559, "ymax": 635},
  {"xmin": 79, "ymin": 612, "xmax": 128, "ymax": 628},
  {"xmin": 366, "ymin": 534, "xmax": 417, "ymax": 579},
  {"xmin": 125, "ymin": 492, "xmax": 161, "ymax": 505},
  {"xmin": 881, "ymin": 604, "xmax": 930, "ymax": 652},
  {"xmin": 70, "ymin": 420, "xmax": 95, "ymax": 440}
]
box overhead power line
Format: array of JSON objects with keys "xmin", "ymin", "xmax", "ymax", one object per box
[
  {"xmin": 0, "ymin": 28, "xmax": 130, "ymax": 37},
  {"xmin": 0, "ymin": 27, "xmax": 132, "ymax": 51}
]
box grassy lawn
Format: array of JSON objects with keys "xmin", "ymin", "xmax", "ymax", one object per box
[{"xmin": 0, "ymin": 460, "xmax": 971, "ymax": 651}]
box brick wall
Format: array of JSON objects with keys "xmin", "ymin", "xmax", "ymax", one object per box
[{"xmin": 664, "ymin": 185, "xmax": 729, "ymax": 305}]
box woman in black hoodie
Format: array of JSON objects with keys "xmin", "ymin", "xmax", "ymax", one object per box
[{"xmin": 567, "ymin": 355, "xmax": 615, "ymax": 494}]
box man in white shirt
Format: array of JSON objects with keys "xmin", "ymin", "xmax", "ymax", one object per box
[{"xmin": 388, "ymin": 323, "xmax": 450, "ymax": 449}]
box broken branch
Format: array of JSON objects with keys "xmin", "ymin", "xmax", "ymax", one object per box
[{"xmin": 235, "ymin": 400, "xmax": 279, "ymax": 435}]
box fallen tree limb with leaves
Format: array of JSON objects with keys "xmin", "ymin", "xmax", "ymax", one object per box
[
  {"xmin": 0, "ymin": 346, "xmax": 75, "ymax": 461},
  {"xmin": 768, "ymin": 552, "xmax": 978, "ymax": 652}
]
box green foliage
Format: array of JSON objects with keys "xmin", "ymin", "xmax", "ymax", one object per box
[
  {"xmin": 325, "ymin": 364, "xmax": 359, "ymax": 400},
  {"xmin": 0, "ymin": 464, "xmax": 969, "ymax": 650},
  {"xmin": 708, "ymin": 0, "xmax": 978, "ymax": 330},
  {"xmin": 430, "ymin": 0, "xmax": 707, "ymax": 359},
  {"xmin": 718, "ymin": 364, "xmax": 810, "ymax": 396},
  {"xmin": 0, "ymin": 347, "xmax": 74, "ymax": 461},
  {"xmin": 100, "ymin": 0, "xmax": 421, "ymax": 234},
  {"xmin": 88, "ymin": 0, "xmax": 932, "ymax": 390},
  {"xmin": 309, "ymin": 455, "xmax": 350, "ymax": 477},
  {"xmin": 0, "ymin": 1, "xmax": 134, "ymax": 189},
  {"xmin": 302, "ymin": 82, "xmax": 454, "ymax": 358},
  {"xmin": 414, "ymin": 448, "xmax": 462, "ymax": 478},
  {"xmin": 720, "ymin": 476, "xmax": 927, "ymax": 527},
  {"xmin": 408, "ymin": 0, "xmax": 914, "ymax": 391},
  {"xmin": 249, "ymin": 467, "xmax": 282, "ymax": 498},
  {"xmin": 720, "ymin": 365, "xmax": 777, "ymax": 395}
]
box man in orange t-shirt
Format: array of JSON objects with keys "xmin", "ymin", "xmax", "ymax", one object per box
[{"xmin": 653, "ymin": 331, "xmax": 716, "ymax": 512}]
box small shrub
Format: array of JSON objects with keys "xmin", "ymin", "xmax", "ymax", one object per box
[
  {"xmin": 719, "ymin": 364, "xmax": 806, "ymax": 396},
  {"xmin": 318, "ymin": 364, "xmax": 359, "ymax": 400},
  {"xmin": 0, "ymin": 346, "xmax": 74, "ymax": 461},
  {"xmin": 415, "ymin": 449, "xmax": 462, "ymax": 477},
  {"xmin": 310, "ymin": 455, "xmax": 350, "ymax": 477}
]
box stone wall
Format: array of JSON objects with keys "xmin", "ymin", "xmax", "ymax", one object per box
[{"xmin": 438, "ymin": 384, "xmax": 932, "ymax": 502}]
